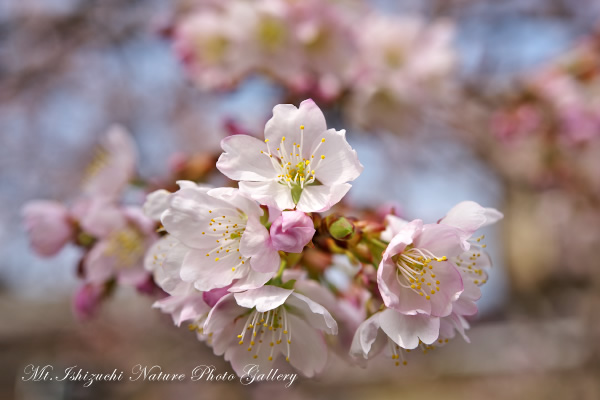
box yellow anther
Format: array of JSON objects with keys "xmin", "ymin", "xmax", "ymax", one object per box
[
  {"xmin": 321, "ymin": 138, "xmax": 325, "ymax": 142},
  {"xmin": 268, "ymin": 356, "xmax": 273, "ymax": 361},
  {"xmin": 215, "ymin": 257, "xmax": 220, "ymax": 261},
  {"xmin": 265, "ymin": 139, "xmax": 269, "ymax": 143},
  {"xmin": 321, "ymin": 155, "xmax": 325, "ymax": 159},
  {"xmin": 232, "ymin": 267, "xmax": 236, "ymax": 271},
  {"xmin": 426, "ymin": 295, "xmax": 431, "ymax": 300},
  {"xmin": 239, "ymin": 340, "xmax": 244, "ymax": 345}
]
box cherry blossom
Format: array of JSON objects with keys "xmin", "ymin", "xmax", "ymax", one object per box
[{"xmin": 217, "ymin": 99, "xmax": 363, "ymax": 212}]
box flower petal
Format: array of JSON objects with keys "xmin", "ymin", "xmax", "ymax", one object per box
[
  {"xmin": 239, "ymin": 180, "xmax": 296, "ymax": 211},
  {"xmin": 181, "ymin": 249, "xmax": 246, "ymax": 291},
  {"xmin": 286, "ymin": 292, "xmax": 338, "ymax": 334},
  {"xmin": 233, "ymin": 285, "xmax": 293, "ymax": 312},
  {"xmin": 295, "ymin": 183, "xmax": 351, "ymax": 213},
  {"xmin": 216, "ymin": 135, "xmax": 277, "ymax": 181},
  {"xmin": 379, "ymin": 309, "xmax": 440, "ymax": 349},
  {"xmin": 22, "ymin": 200, "xmax": 74, "ymax": 257},
  {"xmin": 380, "ymin": 214, "xmax": 410, "ymax": 242},
  {"xmin": 286, "ymin": 313, "xmax": 328, "ymax": 377},
  {"xmin": 311, "ymin": 129, "xmax": 363, "ymax": 185},
  {"xmin": 440, "ymin": 201, "xmax": 503, "ymax": 234},
  {"xmin": 229, "ymin": 268, "xmax": 274, "ymax": 292},
  {"xmin": 161, "ymin": 187, "xmax": 231, "ymax": 249},
  {"xmin": 349, "ymin": 313, "xmax": 385, "ymax": 361},
  {"xmin": 143, "ymin": 189, "xmax": 171, "ymax": 221},
  {"xmin": 239, "ymin": 217, "xmax": 280, "ymax": 273},
  {"xmin": 207, "ymin": 187, "xmax": 262, "ymax": 219},
  {"xmin": 264, "ymin": 99, "xmax": 327, "ymax": 152},
  {"xmin": 415, "ymin": 223, "xmax": 466, "ymax": 258}
]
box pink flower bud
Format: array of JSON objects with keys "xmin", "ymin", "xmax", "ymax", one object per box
[
  {"xmin": 73, "ymin": 283, "xmax": 106, "ymax": 320},
  {"xmin": 269, "ymin": 211, "xmax": 315, "ymax": 253},
  {"xmin": 22, "ymin": 200, "xmax": 75, "ymax": 257}
]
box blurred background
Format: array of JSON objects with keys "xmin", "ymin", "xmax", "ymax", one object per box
[{"xmin": 1, "ymin": 0, "xmax": 600, "ymax": 399}]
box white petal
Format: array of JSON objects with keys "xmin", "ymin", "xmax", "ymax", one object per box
[
  {"xmin": 440, "ymin": 201, "xmax": 503, "ymax": 234},
  {"xmin": 239, "ymin": 217, "xmax": 279, "ymax": 274},
  {"xmin": 161, "ymin": 187, "xmax": 232, "ymax": 249},
  {"xmin": 203, "ymin": 294, "xmax": 244, "ymax": 354},
  {"xmin": 229, "ymin": 268, "xmax": 275, "ymax": 292},
  {"xmin": 207, "ymin": 187, "xmax": 262, "ymax": 219},
  {"xmin": 264, "ymin": 99, "xmax": 327, "ymax": 152},
  {"xmin": 286, "ymin": 293, "xmax": 338, "ymax": 334},
  {"xmin": 287, "ymin": 313, "xmax": 328, "ymax": 377},
  {"xmin": 379, "ymin": 309, "xmax": 440, "ymax": 349},
  {"xmin": 233, "ymin": 285, "xmax": 293, "ymax": 312},
  {"xmin": 144, "ymin": 236, "xmax": 191, "ymax": 295},
  {"xmin": 239, "ymin": 180, "xmax": 295, "ymax": 211},
  {"xmin": 311, "ymin": 129, "xmax": 363, "ymax": 185},
  {"xmin": 143, "ymin": 189, "xmax": 171, "ymax": 221},
  {"xmin": 295, "ymin": 183, "xmax": 351, "ymax": 213},
  {"xmin": 349, "ymin": 313, "xmax": 383, "ymax": 360},
  {"xmin": 181, "ymin": 249, "xmax": 245, "ymax": 291},
  {"xmin": 381, "ymin": 215, "xmax": 410, "ymax": 242},
  {"xmin": 216, "ymin": 135, "xmax": 277, "ymax": 181}
]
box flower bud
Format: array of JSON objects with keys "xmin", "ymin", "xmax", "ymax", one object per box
[
  {"xmin": 327, "ymin": 216, "xmax": 355, "ymax": 241},
  {"xmin": 270, "ymin": 211, "xmax": 315, "ymax": 253}
]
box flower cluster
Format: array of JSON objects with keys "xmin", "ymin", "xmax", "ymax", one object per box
[
  {"xmin": 142, "ymin": 100, "xmax": 503, "ymax": 376},
  {"xmin": 172, "ymin": 0, "xmax": 455, "ymax": 133},
  {"xmin": 491, "ymin": 33, "xmax": 600, "ymax": 145},
  {"xmin": 22, "ymin": 126, "xmax": 158, "ymax": 318}
]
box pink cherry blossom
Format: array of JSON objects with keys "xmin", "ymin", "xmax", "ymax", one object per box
[
  {"xmin": 203, "ymin": 285, "xmax": 337, "ymax": 377},
  {"xmin": 83, "ymin": 204, "xmax": 157, "ymax": 287},
  {"xmin": 377, "ymin": 219, "xmax": 465, "ymax": 317},
  {"xmin": 269, "ymin": 210, "xmax": 315, "ymax": 253},
  {"xmin": 81, "ymin": 125, "xmax": 137, "ymax": 201},
  {"xmin": 159, "ymin": 183, "xmax": 280, "ymax": 292},
  {"xmin": 217, "ymin": 99, "xmax": 363, "ymax": 212}
]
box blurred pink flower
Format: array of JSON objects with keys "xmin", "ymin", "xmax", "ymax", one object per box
[
  {"xmin": 83, "ymin": 205, "xmax": 157, "ymax": 287},
  {"xmin": 81, "ymin": 125, "xmax": 137, "ymax": 201},
  {"xmin": 22, "ymin": 200, "xmax": 75, "ymax": 257},
  {"xmin": 73, "ymin": 283, "xmax": 108, "ymax": 320},
  {"xmin": 347, "ymin": 15, "xmax": 456, "ymax": 133}
]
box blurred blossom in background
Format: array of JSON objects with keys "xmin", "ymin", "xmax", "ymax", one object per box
[{"xmin": 1, "ymin": 0, "xmax": 600, "ymax": 399}]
